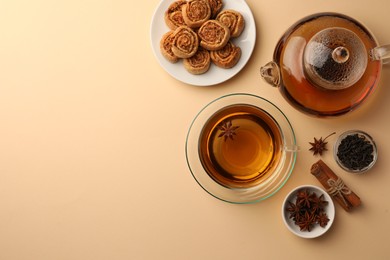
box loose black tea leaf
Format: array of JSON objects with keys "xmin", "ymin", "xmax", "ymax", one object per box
[{"xmin": 337, "ymin": 133, "xmax": 374, "ymax": 171}]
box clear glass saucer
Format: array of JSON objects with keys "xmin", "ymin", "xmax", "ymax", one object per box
[{"xmin": 185, "ymin": 93, "xmax": 297, "ymax": 204}]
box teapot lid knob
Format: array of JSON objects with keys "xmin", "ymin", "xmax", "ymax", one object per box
[
  {"xmin": 303, "ymin": 27, "xmax": 367, "ymax": 90},
  {"xmin": 332, "ymin": 46, "xmax": 350, "ymax": 64}
]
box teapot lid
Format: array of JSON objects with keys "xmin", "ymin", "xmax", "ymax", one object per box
[{"xmin": 303, "ymin": 27, "xmax": 368, "ymax": 90}]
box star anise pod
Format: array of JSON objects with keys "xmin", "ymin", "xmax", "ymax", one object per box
[
  {"xmin": 286, "ymin": 201, "xmax": 302, "ymax": 221},
  {"xmin": 310, "ymin": 194, "xmax": 329, "ymax": 213},
  {"xmin": 309, "ymin": 132, "xmax": 336, "ymax": 156},
  {"xmin": 296, "ymin": 211, "xmax": 316, "ymax": 232},
  {"xmin": 316, "ymin": 212, "xmax": 330, "ymax": 228},
  {"xmin": 296, "ymin": 189, "xmax": 313, "ymax": 208},
  {"xmin": 218, "ymin": 120, "xmax": 239, "ymax": 141}
]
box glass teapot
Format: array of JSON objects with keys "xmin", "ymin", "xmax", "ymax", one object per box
[{"xmin": 260, "ymin": 12, "xmax": 390, "ymax": 117}]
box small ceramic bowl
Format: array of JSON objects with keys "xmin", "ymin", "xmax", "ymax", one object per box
[
  {"xmin": 333, "ymin": 130, "xmax": 377, "ymax": 174},
  {"xmin": 282, "ymin": 185, "xmax": 335, "ymax": 239}
]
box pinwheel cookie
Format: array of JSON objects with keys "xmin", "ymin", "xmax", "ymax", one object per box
[
  {"xmin": 198, "ymin": 20, "xmax": 230, "ymax": 51},
  {"xmin": 164, "ymin": 0, "xmax": 187, "ymax": 30},
  {"xmin": 207, "ymin": 0, "xmax": 223, "ymax": 18},
  {"xmin": 210, "ymin": 41, "xmax": 241, "ymax": 68},
  {"xmin": 216, "ymin": 9, "xmax": 245, "ymax": 38},
  {"xmin": 160, "ymin": 31, "xmax": 179, "ymax": 63},
  {"xmin": 171, "ymin": 26, "xmax": 199, "ymax": 59},
  {"xmin": 182, "ymin": 0, "xmax": 211, "ymax": 28},
  {"xmin": 183, "ymin": 47, "xmax": 211, "ymax": 74}
]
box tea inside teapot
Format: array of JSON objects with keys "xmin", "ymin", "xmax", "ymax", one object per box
[
  {"xmin": 261, "ymin": 12, "xmax": 390, "ymax": 117},
  {"xmin": 303, "ymin": 27, "xmax": 368, "ymax": 90}
]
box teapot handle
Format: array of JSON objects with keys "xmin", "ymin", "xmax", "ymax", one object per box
[
  {"xmin": 260, "ymin": 61, "xmax": 281, "ymax": 87},
  {"xmin": 370, "ymin": 44, "xmax": 390, "ymax": 64}
]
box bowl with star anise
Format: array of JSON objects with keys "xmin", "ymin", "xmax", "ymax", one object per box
[
  {"xmin": 185, "ymin": 93, "xmax": 298, "ymax": 204},
  {"xmin": 282, "ymin": 185, "xmax": 335, "ymax": 238}
]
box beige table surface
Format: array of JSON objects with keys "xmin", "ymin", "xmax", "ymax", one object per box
[{"xmin": 1, "ymin": 0, "xmax": 390, "ymax": 259}]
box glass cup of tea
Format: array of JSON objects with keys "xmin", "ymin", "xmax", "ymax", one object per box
[{"xmin": 185, "ymin": 93, "xmax": 298, "ymax": 204}]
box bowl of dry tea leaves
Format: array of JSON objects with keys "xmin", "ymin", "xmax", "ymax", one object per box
[
  {"xmin": 334, "ymin": 130, "xmax": 377, "ymax": 174},
  {"xmin": 282, "ymin": 185, "xmax": 335, "ymax": 238}
]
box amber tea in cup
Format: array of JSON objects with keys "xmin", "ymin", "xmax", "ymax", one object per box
[
  {"xmin": 186, "ymin": 94, "xmax": 297, "ymax": 203},
  {"xmin": 198, "ymin": 104, "xmax": 283, "ymax": 189}
]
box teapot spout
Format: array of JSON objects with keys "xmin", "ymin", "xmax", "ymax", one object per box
[{"xmin": 260, "ymin": 61, "xmax": 281, "ymax": 87}]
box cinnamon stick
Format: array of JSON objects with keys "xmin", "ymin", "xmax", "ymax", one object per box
[{"xmin": 311, "ymin": 160, "xmax": 361, "ymax": 211}]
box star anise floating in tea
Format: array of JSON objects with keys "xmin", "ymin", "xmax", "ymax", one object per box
[
  {"xmin": 309, "ymin": 132, "xmax": 336, "ymax": 156},
  {"xmin": 218, "ymin": 120, "xmax": 239, "ymax": 141},
  {"xmin": 286, "ymin": 189, "xmax": 330, "ymax": 232}
]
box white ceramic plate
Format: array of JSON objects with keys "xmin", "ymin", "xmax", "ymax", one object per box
[
  {"xmin": 282, "ymin": 185, "xmax": 335, "ymax": 239},
  {"xmin": 150, "ymin": 0, "xmax": 256, "ymax": 86}
]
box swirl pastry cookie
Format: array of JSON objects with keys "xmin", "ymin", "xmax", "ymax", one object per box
[
  {"xmin": 171, "ymin": 26, "xmax": 199, "ymax": 59},
  {"xmin": 216, "ymin": 9, "xmax": 245, "ymax": 38},
  {"xmin": 210, "ymin": 41, "xmax": 241, "ymax": 68},
  {"xmin": 198, "ymin": 20, "xmax": 230, "ymax": 51},
  {"xmin": 183, "ymin": 47, "xmax": 211, "ymax": 74},
  {"xmin": 182, "ymin": 0, "xmax": 211, "ymax": 28},
  {"xmin": 164, "ymin": 0, "xmax": 187, "ymax": 30},
  {"xmin": 160, "ymin": 31, "xmax": 179, "ymax": 63},
  {"xmin": 207, "ymin": 0, "xmax": 223, "ymax": 18}
]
